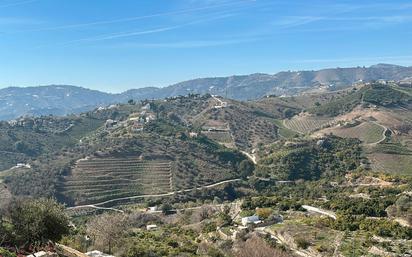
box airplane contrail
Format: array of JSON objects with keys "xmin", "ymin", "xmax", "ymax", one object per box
[
  {"xmin": 26, "ymin": 0, "xmax": 252, "ymax": 32},
  {"xmin": 0, "ymin": 0, "xmax": 38, "ymax": 8},
  {"xmin": 55, "ymin": 12, "xmax": 238, "ymax": 47}
]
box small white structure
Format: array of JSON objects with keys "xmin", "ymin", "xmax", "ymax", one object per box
[
  {"xmin": 145, "ymin": 114, "xmax": 156, "ymax": 123},
  {"xmin": 142, "ymin": 103, "xmax": 151, "ymax": 110},
  {"xmin": 26, "ymin": 251, "xmax": 49, "ymax": 257},
  {"xmin": 189, "ymin": 132, "xmax": 198, "ymax": 138},
  {"xmin": 302, "ymin": 205, "xmax": 336, "ymax": 220},
  {"xmin": 129, "ymin": 117, "xmax": 140, "ymax": 122},
  {"xmin": 241, "ymin": 215, "xmax": 260, "ymax": 226},
  {"xmin": 148, "ymin": 206, "xmax": 158, "ymax": 212},
  {"xmin": 146, "ymin": 224, "xmax": 158, "ymax": 231},
  {"xmin": 105, "ymin": 119, "xmax": 117, "ymax": 128},
  {"xmin": 16, "ymin": 163, "xmax": 31, "ymax": 169},
  {"xmin": 8, "ymin": 120, "xmax": 18, "ymax": 126},
  {"xmin": 86, "ymin": 250, "xmax": 115, "ymax": 257}
]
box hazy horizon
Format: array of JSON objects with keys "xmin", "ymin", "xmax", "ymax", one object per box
[{"xmin": 1, "ymin": 62, "xmax": 411, "ymax": 93}]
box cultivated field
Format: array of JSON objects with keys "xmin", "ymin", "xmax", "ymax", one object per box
[
  {"xmin": 61, "ymin": 157, "xmax": 173, "ymax": 205},
  {"xmin": 320, "ymin": 122, "xmax": 385, "ymax": 144},
  {"xmin": 202, "ymin": 131, "xmax": 233, "ymax": 144},
  {"xmin": 273, "ymin": 119, "xmax": 299, "ymax": 138},
  {"xmin": 368, "ymin": 153, "xmax": 412, "ymax": 176},
  {"xmin": 284, "ymin": 116, "xmax": 334, "ymax": 134}
]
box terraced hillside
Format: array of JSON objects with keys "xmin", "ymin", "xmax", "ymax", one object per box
[
  {"xmin": 59, "ymin": 129, "xmax": 247, "ymax": 206},
  {"xmin": 151, "ymin": 95, "xmax": 280, "ymax": 151},
  {"xmin": 211, "ymin": 107, "xmax": 277, "ymax": 150},
  {"xmin": 60, "ymin": 157, "xmax": 172, "ymax": 205},
  {"xmin": 316, "ymin": 121, "xmax": 385, "ymax": 144},
  {"xmin": 201, "ymin": 131, "xmax": 234, "ymax": 147},
  {"xmin": 309, "ymin": 82, "xmax": 412, "ymax": 117},
  {"xmin": 284, "ymin": 115, "xmax": 334, "ymax": 134}
]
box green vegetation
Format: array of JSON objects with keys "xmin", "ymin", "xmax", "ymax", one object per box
[
  {"xmin": 0, "ymin": 198, "xmax": 70, "ymax": 248},
  {"xmin": 363, "ymin": 83, "xmax": 412, "ymax": 106},
  {"xmin": 273, "ymin": 119, "xmax": 299, "ymax": 138},
  {"xmin": 283, "ymin": 116, "xmax": 333, "ymax": 134},
  {"xmin": 328, "ymin": 121, "xmax": 385, "ymax": 144},
  {"xmin": 0, "ymin": 116, "xmax": 104, "ymax": 171},
  {"xmin": 310, "ymin": 83, "xmax": 412, "ymax": 116},
  {"xmin": 1, "ymin": 90, "xmax": 412, "ymax": 256},
  {"xmin": 372, "ymin": 142, "xmax": 412, "ymax": 155},
  {"xmin": 0, "ymin": 248, "xmax": 16, "ymax": 257},
  {"xmin": 256, "ymin": 136, "xmax": 362, "ymax": 180}
]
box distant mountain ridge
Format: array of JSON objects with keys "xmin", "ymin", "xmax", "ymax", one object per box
[{"xmin": 1, "ymin": 63, "xmax": 412, "ymax": 120}]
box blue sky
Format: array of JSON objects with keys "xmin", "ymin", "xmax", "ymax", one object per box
[{"xmin": 0, "ymin": 0, "xmax": 412, "ymax": 92}]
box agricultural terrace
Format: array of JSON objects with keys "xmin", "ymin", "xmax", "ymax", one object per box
[
  {"xmin": 283, "ymin": 116, "xmax": 334, "ymax": 134},
  {"xmin": 368, "ymin": 153, "xmax": 412, "ymax": 176},
  {"xmin": 61, "ymin": 157, "xmax": 172, "ymax": 205},
  {"xmin": 202, "ymin": 131, "xmax": 233, "ymax": 145},
  {"xmin": 322, "ymin": 122, "xmax": 385, "ymax": 144}
]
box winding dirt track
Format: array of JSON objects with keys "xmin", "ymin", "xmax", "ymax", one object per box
[
  {"xmin": 67, "ymin": 178, "xmax": 241, "ymax": 210},
  {"xmin": 369, "ymin": 121, "xmax": 388, "ymax": 145}
]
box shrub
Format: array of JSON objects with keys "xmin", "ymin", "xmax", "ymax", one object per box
[
  {"xmin": 295, "ymin": 238, "xmax": 311, "ymax": 249},
  {"xmin": 7, "ymin": 198, "xmax": 70, "ymax": 246},
  {"xmin": 0, "ymin": 248, "xmax": 16, "ymax": 257},
  {"xmin": 256, "ymin": 208, "xmax": 272, "ymax": 220}
]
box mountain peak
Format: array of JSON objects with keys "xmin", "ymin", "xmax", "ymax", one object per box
[{"xmin": 370, "ymin": 63, "xmax": 405, "ymax": 69}]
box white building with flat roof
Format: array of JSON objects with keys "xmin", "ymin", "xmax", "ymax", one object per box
[{"xmin": 241, "ymin": 215, "xmax": 260, "ymax": 226}]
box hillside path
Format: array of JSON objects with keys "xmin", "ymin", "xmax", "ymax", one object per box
[
  {"xmin": 302, "ymin": 205, "xmax": 337, "ymax": 219},
  {"xmin": 67, "ymin": 178, "xmax": 241, "ymax": 210},
  {"xmin": 369, "ymin": 121, "xmax": 388, "ymax": 145},
  {"xmin": 240, "ymin": 150, "xmax": 257, "ymax": 164}
]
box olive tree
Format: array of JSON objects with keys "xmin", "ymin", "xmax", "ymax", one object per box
[{"xmin": 7, "ymin": 198, "xmax": 70, "ymax": 246}]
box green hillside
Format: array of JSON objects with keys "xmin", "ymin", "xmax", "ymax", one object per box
[
  {"xmin": 256, "ymin": 136, "xmax": 363, "ymax": 180},
  {"xmin": 309, "ymin": 82, "xmax": 412, "ymax": 116},
  {"xmin": 0, "ymin": 98, "xmax": 250, "ymax": 205}
]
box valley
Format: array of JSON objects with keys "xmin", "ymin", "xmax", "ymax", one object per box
[{"xmin": 1, "ymin": 80, "xmax": 411, "ymax": 257}]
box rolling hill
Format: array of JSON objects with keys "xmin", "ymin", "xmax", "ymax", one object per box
[
  {"xmin": 0, "ymin": 96, "xmax": 252, "ymax": 206},
  {"xmin": 2, "ymin": 79, "xmax": 412, "ymax": 209},
  {"xmin": 2, "ymin": 64, "xmax": 412, "ymax": 120}
]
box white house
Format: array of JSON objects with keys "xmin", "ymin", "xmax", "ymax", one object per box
[
  {"xmin": 189, "ymin": 132, "xmax": 198, "ymax": 138},
  {"xmin": 241, "ymin": 215, "xmax": 260, "ymax": 226},
  {"xmin": 26, "ymin": 251, "xmax": 49, "ymax": 257},
  {"xmin": 146, "ymin": 224, "xmax": 158, "ymax": 231},
  {"xmin": 148, "ymin": 206, "xmax": 158, "ymax": 212},
  {"xmin": 86, "ymin": 250, "xmax": 115, "ymax": 257},
  {"xmin": 145, "ymin": 114, "xmax": 156, "ymax": 123},
  {"xmin": 142, "ymin": 103, "xmax": 151, "ymax": 110}
]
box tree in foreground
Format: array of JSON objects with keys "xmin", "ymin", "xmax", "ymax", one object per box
[
  {"xmin": 7, "ymin": 198, "xmax": 70, "ymax": 247},
  {"xmin": 86, "ymin": 213, "xmax": 128, "ymax": 254}
]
